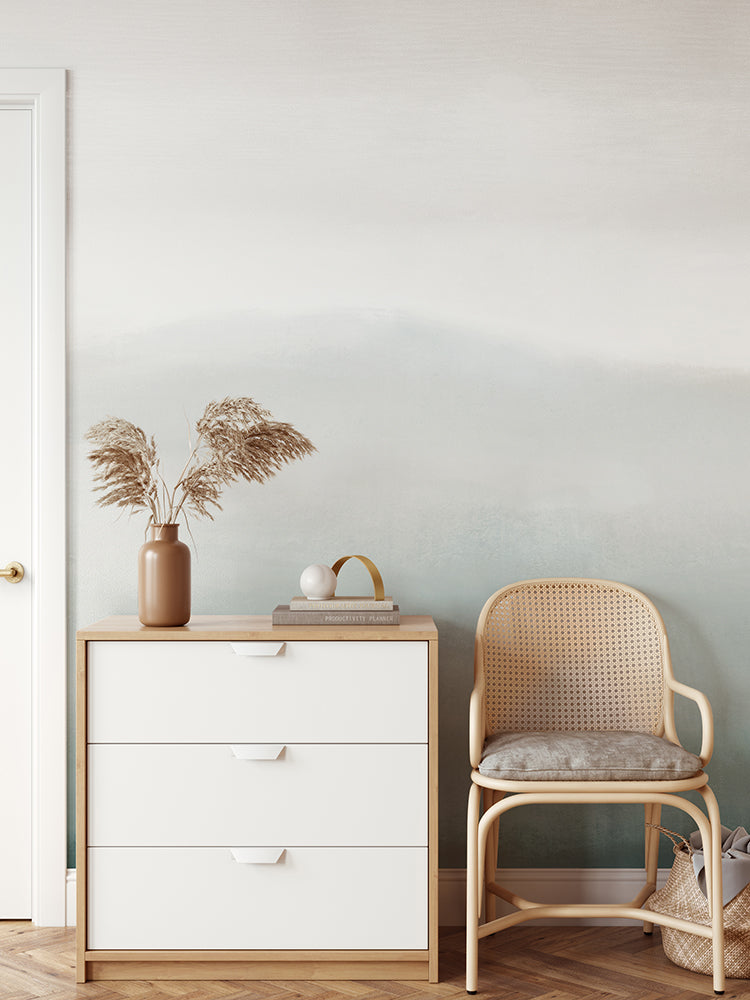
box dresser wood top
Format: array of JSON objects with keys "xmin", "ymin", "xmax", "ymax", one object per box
[{"xmin": 77, "ymin": 614, "xmax": 437, "ymax": 641}]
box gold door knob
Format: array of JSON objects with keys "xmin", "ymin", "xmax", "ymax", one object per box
[{"xmin": 0, "ymin": 562, "xmax": 24, "ymax": 583}]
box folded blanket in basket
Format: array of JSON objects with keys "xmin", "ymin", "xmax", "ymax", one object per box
[{"xmin": 690, "ymin": 825, "xmax": 750, "ymax": 905}]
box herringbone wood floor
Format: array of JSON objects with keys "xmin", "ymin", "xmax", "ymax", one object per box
[{"xmin": 3, "ymin": 923, "xmax": 750, "ymax": 1000}]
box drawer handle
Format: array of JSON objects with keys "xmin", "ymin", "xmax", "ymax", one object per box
[
  {"xmin": 230, "ymin": 848, "xmax": 285, "ymax": 864},
  {"xmin": 230, "ymin": 744, "xmax": 285, "ymax": 760},
  {"xmin": 230, "ymin": 642, "xmax": 286, "ymax": 657}
]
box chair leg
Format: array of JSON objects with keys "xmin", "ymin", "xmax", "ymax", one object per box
[
  {"xmin": 466, "ymin": 782, "xmax": 482, "ymax": 994},
  {"xmin": 700, "ymin": 786, "xmax": 725, "ymax": 995},
  {"xmin": 483, "ymin": 789, "xmax": 501, "ymax": 923},
  {"xmin": 643, "ymin": 802, "xmax": 661, "ymax": 933}
]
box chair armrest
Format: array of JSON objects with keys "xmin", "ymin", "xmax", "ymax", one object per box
[
  {"xmin": 469, "ymin": 681, "xmax": 485, "ymax": 769},
  {"xmin": 665, "ymin": 676, "xmax": 714, "ymax": 766}
]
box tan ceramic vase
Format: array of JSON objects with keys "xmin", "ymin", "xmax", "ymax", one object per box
[{"xmin": 138, "ymin": 523, "xmax": 191, "ymax": 627}]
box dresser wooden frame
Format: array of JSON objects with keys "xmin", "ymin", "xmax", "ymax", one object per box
[{"xmin": 76, "ymin": 615, "xmax": 438, "ymax": 983}]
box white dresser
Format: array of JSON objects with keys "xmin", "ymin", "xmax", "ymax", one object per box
[{"xmin": 76, "ymin": 615, "xmax": 438, "ymax": 983}]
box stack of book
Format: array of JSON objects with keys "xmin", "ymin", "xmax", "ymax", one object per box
[{"xmin": 272, "ymin": 594, "xmax": 400, "ymax": 626}]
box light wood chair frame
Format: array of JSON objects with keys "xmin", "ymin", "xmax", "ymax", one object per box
[{"xmin": 466, "ymin": 578, "xmax": 725, "ymax": 995}]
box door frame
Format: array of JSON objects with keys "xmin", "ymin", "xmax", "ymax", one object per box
[{"xmin": 0, "ymin": 68, "xmax": 67, "ymax": 926}]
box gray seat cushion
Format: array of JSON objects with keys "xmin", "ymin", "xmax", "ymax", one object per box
[{"xmin": 478, "ymin": 731, "xmax": 703, "ymax": 781}]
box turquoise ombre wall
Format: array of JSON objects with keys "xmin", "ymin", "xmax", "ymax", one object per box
[
  {"xmin": 71, "ymin": 322, "xmax": 750, "ymax": 869},
  {"xmin": 3, "ymin": 0, "xmax": 748, "ymax": 870}
]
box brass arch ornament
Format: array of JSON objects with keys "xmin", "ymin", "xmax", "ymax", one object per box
[{"xmin": 331, "ymin": 555, "xmax": 385, "ymax": 601}]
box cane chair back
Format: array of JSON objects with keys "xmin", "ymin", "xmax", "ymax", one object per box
[{"xmin": 480, "ymin": 579, "xmax": 666, "ymax": 736}]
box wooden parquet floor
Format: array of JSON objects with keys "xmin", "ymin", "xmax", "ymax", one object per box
[{"xmin": 2, "ymin": 923, "xmax": 750, "ymax": 1000}]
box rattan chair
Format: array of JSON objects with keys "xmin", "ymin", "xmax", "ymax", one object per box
[{"xmin": 466, "ymin": 578, "xmax": 725, "ymax": 994}]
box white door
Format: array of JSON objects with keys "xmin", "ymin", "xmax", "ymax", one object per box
[
  {"xmin": 0, "ymin": 68, "xmax": 65, "ymax": 926},
  {"xmin": 0, "ymin": 105, "xmax": 33, "ymax": 917}
]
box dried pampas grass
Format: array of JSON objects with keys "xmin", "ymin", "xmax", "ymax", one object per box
[{"xmin": 86, "ymin": 396, "xmax": 316, "ymax": 527}]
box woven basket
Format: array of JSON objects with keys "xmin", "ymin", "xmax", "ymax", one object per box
[{"xmin": 644, "ymin": 842, "xmax": 750, "ymax": 978}]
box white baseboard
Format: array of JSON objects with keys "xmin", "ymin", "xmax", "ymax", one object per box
[
  {"xmin": 65, "ymin": 867, "xmax": 669, "ymax": 930},
  {"xmin": 66, "ymin": 869, "xmax": 76, "ymax": 927}
]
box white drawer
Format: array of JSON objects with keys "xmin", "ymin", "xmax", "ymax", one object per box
[
  {"xmin": 88, "ymin": 640, "xmax": 427, "ymax": 743},
  {"xmin": 88, "ymin": 742, "xmax": 428, "ymax": 846},
  {"xmin": 87, "ymin": 846, "xmax": 428, "ymax": 950}
]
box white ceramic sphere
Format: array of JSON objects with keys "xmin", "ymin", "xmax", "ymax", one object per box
[{"xmin": 299, "ymin": 563, "xmax": 337, "ymax": 600}]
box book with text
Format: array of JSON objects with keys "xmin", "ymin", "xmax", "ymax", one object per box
[
  {"xmin": 288, "ymin": 595, "xmax": 395, "ymax": 611},
  {"xmin": 272, "ymin": 604, "xmax": 400, "ymax": 625}
]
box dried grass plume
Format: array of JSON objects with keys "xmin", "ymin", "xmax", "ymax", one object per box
[{"xmin": 86, "ymin": 396, "xmax": 316, "ymax": 527}]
